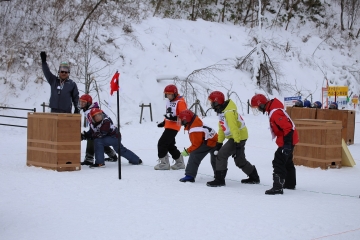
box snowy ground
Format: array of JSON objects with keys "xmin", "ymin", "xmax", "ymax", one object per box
[{"xmin": 1, "ymin": 113, "xmax": 359, "ymax": 240}]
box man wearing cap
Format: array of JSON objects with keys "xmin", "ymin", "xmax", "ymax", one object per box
[{"xmin": 40, "ymin": 51, "xmax": 79, "ymax": 113}]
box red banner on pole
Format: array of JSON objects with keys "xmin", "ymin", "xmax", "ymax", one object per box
[{"xmin": 110, "ymin": 71, "xmax": 120, "ymax": 95}]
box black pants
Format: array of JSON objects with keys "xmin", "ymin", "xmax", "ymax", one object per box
[
  {"xmin": 157, "ymin": 128, "xmax": 180, "ymax": 159},
  {"xmin": 272, "ymin": 146, "xmax": 296, "ymax": 187}
]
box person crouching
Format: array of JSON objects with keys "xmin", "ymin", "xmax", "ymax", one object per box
[
  {"xmin": 177, "ymin": 110, "xmax": 218, "ymax": 183},
  {"xmin": 83, "ymin": 108, "xmax": 142, "ymax": 168}
]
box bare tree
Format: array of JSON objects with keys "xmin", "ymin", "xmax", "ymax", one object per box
[
  {"xmin": 74, "ymin": 0, "xmax": 105, "ymax": 42},
  {"xmin": 285, "ymin": 0, "xmax": 301, "ymax": 31},
  {"xmin": 235, "ymin": 47, "xmax": 280, "ymax": 95}
]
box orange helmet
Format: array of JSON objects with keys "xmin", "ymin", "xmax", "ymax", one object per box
[
  {"xmin": 208, "ymin": 91, "xmax": 225, "ymax": 109},
  {"xmin": 250, "ymin": 94, "xmax": 268, "ymax": 113},
  {"xmin": 89, "ymin": 108, "xmax": 103, "ymax": 122},
  {"xmin": 178, "ymin": 109, "xmax": 195, "ymax": 126}
]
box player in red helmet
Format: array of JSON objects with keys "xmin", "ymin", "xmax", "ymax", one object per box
[
  {"xmin": 82, "ymin": 107, "xmax": 142, "ymax": 168},
  {"xmin": 177, "ymin": 110, "xmax": 218, "ymax": 183},
  {"xmin": 79, "ymin": 94, "xmax": 117, "ymax": 165},
  {"xmin": 155, "ymin": 84, "xmax": 187, "ymax": 170},
  {"xmin": 250, "ymin": 93, "xmax": 299, "ymax": 195},
  {"xmin": 206, "ymin": 91, "xmax": 259, "ymax": 187}
]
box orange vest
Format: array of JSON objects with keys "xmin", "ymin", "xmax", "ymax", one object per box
[{"xmin": 164, "ymin": 95, "xmax": 187, "ymax": 131}]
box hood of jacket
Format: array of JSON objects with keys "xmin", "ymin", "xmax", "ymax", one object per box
[{"xmin": 266, "ymin": 98, "xmax": 284, "ymax": 113}]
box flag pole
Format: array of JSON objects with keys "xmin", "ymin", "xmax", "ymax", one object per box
[{"xmin": 116, "ymin": 71, "xmax": 121, "ymax": 180}]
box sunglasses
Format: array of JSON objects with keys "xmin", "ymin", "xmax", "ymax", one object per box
[{"xmin": 60, "ymin": 71, "xmax": 69, "ymax": 74}]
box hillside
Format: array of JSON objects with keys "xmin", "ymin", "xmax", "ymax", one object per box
[{"xmin": 0, "ymin": 0, "xmax": 359, "ymax": 120}]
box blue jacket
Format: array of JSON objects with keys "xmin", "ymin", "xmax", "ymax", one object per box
[{"xmin": 42, "ymin": 62, "xmax": 79, "ymax": 113}]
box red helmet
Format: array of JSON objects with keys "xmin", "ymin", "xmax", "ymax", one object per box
[
  {"xmin": 208, "ymin": 91, "xmax": 225, "ymax": 109},
  {"xmin": 164, "ymin": 84, "xmax": 178, "ymax": 95},
  {"xmin": 90, "ymin": 108, "xmax": 102, "ymax": 119},
  {"xmin": 250, "ymin": 94, "xmax": 267, "ymax": 108},
  {"xmin": 178, "ymin": 110, "xmax": 195, "ymax": 126},
  {"xmin": 80, "ymin": 94, "xmax": 93, "ymax": 105},
  {"xmin": 251, "ymin": 94, "xmax": 268, "ymax": 113}
]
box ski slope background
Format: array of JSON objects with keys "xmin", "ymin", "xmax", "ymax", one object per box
[
  {"xmin": 1, "ymin": 114, "xmax": 360, "ymax": 240},
  {"xmin": 1, "ymin": 17, "xmax": 360, "ymax": 240}
]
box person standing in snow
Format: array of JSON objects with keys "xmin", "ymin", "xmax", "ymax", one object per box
[
  {"xmin": 82, "ymin": 108, "xmax": 142, "ymax": 168},
  {"xmin": 78, "ymin": 94, "xmax": 118, "ymax": 165},
  {"xmin": 155, "ymin": 84, "xmax": 187, "ymax": 170},
  {"xmin": 206, "ymin": 91, "xmax": 260, "ymax": 187},
  {"xmin": 250, "ymin": 93, "xmax": 298, "ymax": 195},
  {"xmin": 40, "ymin": 51, "xmax": 79, "ymax": 113},
  {"xmin": 177, "ymin": 110, "xmax": 218, "ymax": 183}
]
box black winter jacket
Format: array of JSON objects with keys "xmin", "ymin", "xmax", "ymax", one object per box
[{"xmin": 42, "ymin": 62, "xmax": 79, "ymax": 113}]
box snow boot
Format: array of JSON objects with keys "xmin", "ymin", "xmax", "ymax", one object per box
[
  {"xmin": 179, "ymin": 175, "xmax": 195, "ymax": 183},
  {"xmin": 154, "ymin": 155, "xmax": 170, "ymax": 170},
  {"xmin": 89, "ymin": 163, "xmax": 106, "ymax": 168},
  {"xmin": 130, "ymin": 159, "xmax": 143, "ymax": 165},
  {"xmin": 104, "ymin": 154, "xmax": 118, "ymax": 162},
  {"xmin": 206, "ymin": 169, "xmax": 227, "ymax": 187},
  {"xmin": 265, "ymin": 174, "xmax": 284, "ymax": 195},
  {"xmin": 171, "ymin": 155, "xmax": 185, "ymax": 170},
  {"xmin": 81, "ymin": 155, "xmax": 93, "ymax": 165},
  {"xmin": 241, "ymin": 166, "xmax": 260, "ymax": 184}
]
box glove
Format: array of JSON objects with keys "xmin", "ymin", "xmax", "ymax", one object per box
[
  {"xmin": 40, "ymin": 51, "xmax": 47, "ymax": 63},
  {"xmin": 157, "ymin": 121, "xmax": 165, "ymax": 128},
  {"xmin": 231, "ymin": 142, "xmax": 242, "ymax": 158},
  {"xmin": 81, "ymin": 132, "xmax": 87, "ymax": 141},
  {"xmin": 164, "ymin": 114, "xmax": 177, "ymax": 121},
  {"xmin": 282, "ymin": 145, "xmax": 292, "ymax": 156},
  {"xmin": 181, "ymin": 149, "xmax": 189, "ymax": 157},
  {"xmin": 214, "ymin": 142, "xmax": 223, "ymax": 155},
  {"xmin": 74, "ymin": 107, "xmax": 80, "ymax": 114}
]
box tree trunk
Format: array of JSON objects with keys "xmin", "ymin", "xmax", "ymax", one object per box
[
  {"xmin": 74, "ymin": 0, "xmax": 105, "ymax": 42},
  {"xmin": 340, "ymin": 0, "xmax": 345, "ymax": 31},
  {"xmin": 285, "ymin": 0, "xmax": 301, "ymax": 31},
  {"xmin": 153, "ymin": 0, "xmax": 163, "ymax": 17},
  {"xmin": 221, "ymin": 0, "xmax": 227, "ymax": 22},
  {"xmin": 243, "ymin": 0, "xmax": 252, "ymax": 25}
]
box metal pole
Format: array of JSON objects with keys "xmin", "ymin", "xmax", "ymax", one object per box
[
  {"xmin": 116, "ymin": 72, "xmax": 121, "ymax": 180},
  {"xmin": 149, "ymin": 103, "xmax": 153, "ymax": 122},
  {"xmin": 140, "ymin": 104, "xmax": 144, "ymax": 124},
  {"xmin": 247, "ymin": 100, "xmax": 250, "ymax": 114}
]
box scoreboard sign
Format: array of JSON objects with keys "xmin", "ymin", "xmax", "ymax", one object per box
[{"xmin": 327, "ymin": 86, "xmax": 348, "ymax": 97}]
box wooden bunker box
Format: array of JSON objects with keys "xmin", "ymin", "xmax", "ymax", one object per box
[
  {"xmin": 293, "ymin": 119, "xmax": 342, "ymax": 169},
  {"xmin": 27, "ymin": 113, "xmax": 81, "ymax": 171}
]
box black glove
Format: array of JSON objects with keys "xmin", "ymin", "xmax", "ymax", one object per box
[
  {"xmin": 164, "ymin": 114, "xmax": 177, "ymax": 121},
  {"xmin": 157, "ymin": 121, "xmax": 165, "ymax": 128},
  {"xmin": 216, "ymin": 142, "xmax": 223, "ymax": 151},
  {"xmin": 74, "ymin": 107, "xmax": 80, "ymax": 114},
  {"xmin": 40, "ymin": 51, "xmax": 47, "ymax": 63},
  {"xmin": 282, "ymin": 145, "xmax": 292, "ymax": 156},
  {"xmin": 81, "ymin": 132, "xmax": 87, "ymax": 141},
  {"xmin": 282, "ymin": 130, "xmax": 293, "ymax": 157},
  {"xmin": 214, "ymin": 142, "xmax": 223, "ymax": 155},
  {"xmin": 232, "ymin": 142, "xmax": 242, "ymax": 158}
]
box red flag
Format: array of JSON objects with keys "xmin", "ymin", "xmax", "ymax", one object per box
[{"xmin": 110, "ymin": 71, "xmax": 120, "ymax": 95}]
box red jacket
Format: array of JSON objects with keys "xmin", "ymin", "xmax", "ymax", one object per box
[{"xmin": 265, "ymin": 98, "xmax": 299, "ymax": 147}]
